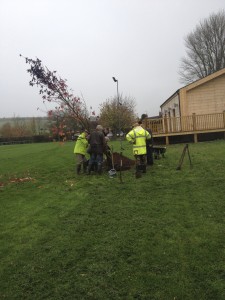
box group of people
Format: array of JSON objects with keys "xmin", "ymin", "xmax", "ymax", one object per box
[
  {"xmin": 74, "ymin": 122, "xmax": 153, "ymax": 176},
  {"xmin": 74, "ymin": 125, "xmax": 110, "ymax": 175}
]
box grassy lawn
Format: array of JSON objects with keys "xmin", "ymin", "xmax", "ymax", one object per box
[{"xmin": 0, "ymin": 140, "xmax": 225, "ymax": 299}]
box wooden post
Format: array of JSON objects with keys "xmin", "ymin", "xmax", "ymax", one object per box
[
  {"xmin": 223, "ymin": 111, "xmax": 225, "ymax": 128},
  {"xmin": 164, "ymin": 116, "xmax": 168, "ymax": 134},
  {"xmin": 165, "ymin": 135, "xmax": 169, "ymax": 145},
  {"xmin": 176, "ymin": 144, "xmax": 193, "ymax": 170},
  {"xmin": 192, "ymin": 113, "xmax": 196, "ymax": 131},
  {"xmin": 194, "ymin": 133, "xmax": 198, "ymax": 143}
]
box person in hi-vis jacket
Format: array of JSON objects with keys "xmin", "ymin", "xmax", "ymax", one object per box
[{"xmin": 126, "ymin": 122, "xmax": 151, "ymax": 173}]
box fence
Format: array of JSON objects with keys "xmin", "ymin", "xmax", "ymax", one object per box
[{"xmin": 144, "ymin": 112, "xmax": 225, "ymax": 135}]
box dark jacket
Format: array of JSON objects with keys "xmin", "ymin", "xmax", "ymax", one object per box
[{"xmin": 88, "ymin": 130, "xmax": 106, "ymax": 154}]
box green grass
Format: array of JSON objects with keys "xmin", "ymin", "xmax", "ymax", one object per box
[{"xmin": 0, "ymin": 140, "xmax": 225, "ymax": 299}]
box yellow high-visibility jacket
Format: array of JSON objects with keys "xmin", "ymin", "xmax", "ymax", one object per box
[
  {"xmin": 74, "ymin": 132, "xmax": 88, "ymax": 155},
  {"xmin": 126, "ymin": 126, "xmax": 151, "ymax": 155}
]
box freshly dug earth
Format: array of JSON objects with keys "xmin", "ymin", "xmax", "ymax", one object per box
[{"xmin": 110, "ymin": 152, "xmax": 135, "ymax": 171}]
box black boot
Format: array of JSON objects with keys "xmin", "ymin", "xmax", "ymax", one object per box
[
  {"xmin": 97, "ymin": 163, "xmax": 102, "ymax": 175},
  {"xmin": 142, "ymin": 164, "xmax": 147, "ymax": 173},
  {"xmin": 87, "ymin": 164, "xmax": 92, "ymax": 175},
  {"xmin": 76, "ymin": 164, "xmax": 81, "ymax": 175},
  {"xmin": 83, "ymin": 161, "xmax": 88, "ymax": 173},
  {"xmin": 135, "ymin": 164, "xmax": 142, "ymax": 178}
]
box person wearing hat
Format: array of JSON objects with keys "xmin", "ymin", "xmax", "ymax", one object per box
[
  {"xmin": 126, "ymin": 122, "xmax": 151, "ymax": 174},
  {"xmin": 87, "ymin": 125, "xmax": 106, "ymax": 175},
  {"xmin": 74, "ymin": 129, "xmax": 89, "ymax": 174}
]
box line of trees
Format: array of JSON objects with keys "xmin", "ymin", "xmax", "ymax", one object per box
[
  {"xmin": 0, "ymin": 117, "xmax": 47, "ymax": 138},
  {"xmin": 0, "ymin": 116, "xmax": 84, "ymax": 141}
]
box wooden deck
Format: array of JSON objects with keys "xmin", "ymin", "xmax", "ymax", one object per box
[{"xmin": 144, "ymin": 112, "xmax": 225, "ymax": 144}]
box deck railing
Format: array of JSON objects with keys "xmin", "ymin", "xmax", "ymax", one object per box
[{"xmin": 144, "ymin": 112, "xmax": 225, "ymax": 135}]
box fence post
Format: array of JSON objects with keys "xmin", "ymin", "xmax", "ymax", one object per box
[
  {"xmin": 165, "ymin": 135, "xmax": 169, "ymax": 145},
  {"xmin": 223, "ymin": 111, "xmax": 225, "ymax": 128},
  {"xmin": 192, "ymin": 113, "xmax": 196, "ymax": 131},
  {"xmin": 194, "ymin": 133, "xmax": 198, "ymax": 143},
  {"xmin": 164, "ymin": 116, "xmax": 168, "ymax": 134}
]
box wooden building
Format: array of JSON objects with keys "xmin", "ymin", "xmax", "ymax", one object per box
[
  {"xmin": 144, "ymin": 68, "xmax": 225, "ymax": 144},
  {"xmin": 161, "ymin": 67, "xmax": 225, "ymax": 118}
]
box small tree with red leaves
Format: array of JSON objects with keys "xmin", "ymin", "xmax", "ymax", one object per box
[{"xmin": 20, "ymin": 55, "xmax": 91, "ymax": 131}]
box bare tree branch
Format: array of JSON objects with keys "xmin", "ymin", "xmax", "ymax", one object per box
[{"xmin": 179, "ymin": 10, "xmax": 225, "ymax": 84}]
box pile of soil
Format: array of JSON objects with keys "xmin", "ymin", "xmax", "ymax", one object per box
[{"xmin": 110, "ymin": 152, "xmax": 135, "ymax": 171}]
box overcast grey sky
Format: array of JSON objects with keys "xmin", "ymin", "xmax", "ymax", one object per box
[{"xmin": 1, "ymin": 0, "xmax": 224, "ymax": 118}]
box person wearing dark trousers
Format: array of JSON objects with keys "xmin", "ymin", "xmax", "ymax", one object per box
[
  {"xmin": 146, "ymin": 129, "xmax": 154, "ymax": 165},
  {"xmin": 126, "ymin": 122, "xmax": 151, "ymax": 175},
  {"xmin": 87, "ymin": 125, "xmax": 106, "ymax": 175},
  {"xmin": 74, "ymin": 129, "xmax": 89, "ymax": 174}
]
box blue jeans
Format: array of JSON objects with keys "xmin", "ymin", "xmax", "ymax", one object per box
[{"xmin": 89, "ymin": 153, "xmax": 103, "ymax": 167}]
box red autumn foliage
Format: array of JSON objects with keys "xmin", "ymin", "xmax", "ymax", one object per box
[{"xmin": 20, "ymin": 55, "xmax": 91, "ymax": 130}]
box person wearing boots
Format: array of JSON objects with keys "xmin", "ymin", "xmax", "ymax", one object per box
[
  {"xmin": 74, "ymin": 129, "xmax": 89, "ymax": 175},
  {"xmin": 126, "ymin": 122, "xmax": 151, "ymax": 176},
  {"xmin": 87, "ymin": 125, "xmax": 106, "ymax": 175}
]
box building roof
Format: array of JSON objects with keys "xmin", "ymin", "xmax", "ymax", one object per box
[
  {"xmin": 160, "ymin": 67, "xmax": 225, "ymax": 108},
  {"xmin": 160, "ymin": 90, "xmax": 179, "ymax": 108}
]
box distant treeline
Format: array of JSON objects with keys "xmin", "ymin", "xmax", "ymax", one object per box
[{"xmin": 0, "ymin": 135, "xmax": 53, "ymax": 145}]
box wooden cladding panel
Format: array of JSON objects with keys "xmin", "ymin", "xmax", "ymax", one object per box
[{"xmin": 186, "ymin": 74, "xmax": 225, "ymax": 116}]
